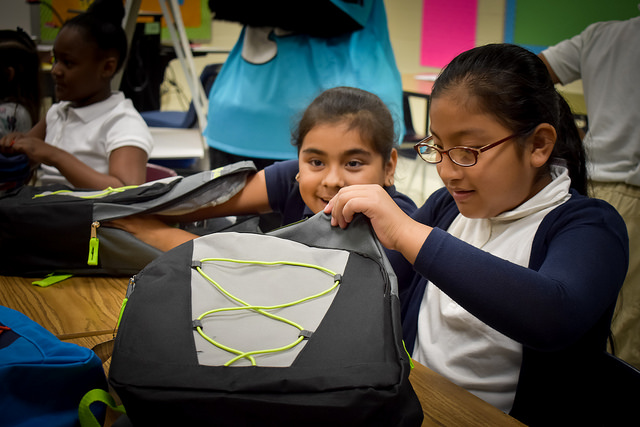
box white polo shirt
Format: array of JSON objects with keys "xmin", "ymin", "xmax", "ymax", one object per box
[{"xmin": 40, "ymin": 92, "xmax": 153, "ymax": 187}]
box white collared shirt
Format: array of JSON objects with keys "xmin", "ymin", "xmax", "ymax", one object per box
[
  {"xmin": 413, "ymin": 165, "xmax": 572, "ymax": 412},
  {"xmin": 39, "ymin": 92, "xmax": 153, "ymax": 187}
]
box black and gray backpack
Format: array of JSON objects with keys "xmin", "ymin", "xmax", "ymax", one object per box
[
  {"xmin": 0, "ymin": 161, "xmax": 256, "ymax": 277},
  {"xmin": 108, "ymin": 211, "xmax": 423, "ymax": 426}
]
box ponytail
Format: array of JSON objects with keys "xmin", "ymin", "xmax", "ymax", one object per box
[{"xmin": 552, "ymin": 91, "xmax": 588, "ymax": 195}]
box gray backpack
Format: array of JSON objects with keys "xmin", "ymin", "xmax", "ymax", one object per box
[{"xmin": 0, "ymin": 161, "xmax": 256, "ymax": 277}]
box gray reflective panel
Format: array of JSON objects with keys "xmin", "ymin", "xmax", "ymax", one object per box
[{"xmin": 191, "ymin": 232, "xmax": 349, "ymax": 367}]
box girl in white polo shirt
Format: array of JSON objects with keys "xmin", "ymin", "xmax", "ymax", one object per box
[{"xmin": 0, "ymin": 0, "xmax": 152, "ymax": 190}]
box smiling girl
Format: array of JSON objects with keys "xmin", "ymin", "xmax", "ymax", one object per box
[
  {"xmin": 0, "ymin": 0, "xmax": 152, "ymax": 190},
  {"xmin": 111, "ymin": 86, "xmax": 416, "ymax": 251},
  {"xmin": 326, "ymin": 44, "xmax": 628, "ymax": 425}
]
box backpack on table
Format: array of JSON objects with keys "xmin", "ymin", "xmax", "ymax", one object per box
[
  {"xmin": 0, "ymin": 305, "xmax": 108, "ymax": 427},
  {"xmin": 108, "ymin": 212, "xmax": 423, "ymax": 426},
  {"xmin": 0, "ymin": 162, "xmax": 256, "ymax": 277}
]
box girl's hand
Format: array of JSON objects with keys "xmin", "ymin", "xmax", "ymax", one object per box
[
  {"xmin": 0, "ymin": 132, "xmax": 27, "ymax": 153},
  {"xmin": 107, "ymin": 215, "xmax": 198, "ymax": 252},
  {"xmin": 324, "ymin": 185, "xmax": 431, "ymax": 263},
  {"xmin": 0, "ymin": 135, "xmax": 57, "ymax": 165}
]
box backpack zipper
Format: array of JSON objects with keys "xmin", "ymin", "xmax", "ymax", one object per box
[
  {"xmin": 115, "ymin": 275, "xmax": 135, "ymax": 331},
  {"xmin": 87, "ymin": 221, "xmax": 100, "ymax": 266}
]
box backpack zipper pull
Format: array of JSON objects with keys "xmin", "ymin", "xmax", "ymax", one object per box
[
  {"xmin": 87, "ymin": 221, "xmax": 100, "ymax": 266},
  {"xmin": 116, "ymin": 275, "xmax": 136, "ymax": 331}
]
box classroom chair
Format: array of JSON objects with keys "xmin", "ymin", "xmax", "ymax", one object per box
[
  {"xmin": 597, "ymin": 351, "xmax": 640, "ymax": 424},
  {"xmin": 396, "ymin": 91, "xmax": 440, "ymax": 204},
  {"xmin": 145, "ymin": 162, "xmax": 178, "ymax": 182},
  {"xmin": 144, "ymin": 63, "xmax": 222, "ymax": 173},
  {"xmin": 401, "ymin": 91, "xmax": 427, "ymax": 146},
  {"xmin": 140, "ymin": 63, "xmax": 222, "ymax": 129}
]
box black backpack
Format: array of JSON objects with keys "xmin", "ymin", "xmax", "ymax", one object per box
[
  {"xmin": 109, "ymin": 212, "xmax": 423, "ymax": 426},
  {"xmin": 0, "ymin": 162, "xmax": 256, "ymax": 277}
]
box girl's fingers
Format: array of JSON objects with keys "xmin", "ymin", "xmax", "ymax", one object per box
[{"xmin": 326, "ymin": 185, "xmax": 383, "ymax": 229}]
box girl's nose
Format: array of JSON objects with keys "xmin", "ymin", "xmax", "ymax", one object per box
[
  {"xmin": 436, "ymin": 155, "xmax": 464, "ymax": 183},
  {"xmin": 322, "ymin": 166, "xmax": 345, "ymax": 188},
  {"xmin": 50, "ymin": 62, "xmax": 60, "ymax": 76}
]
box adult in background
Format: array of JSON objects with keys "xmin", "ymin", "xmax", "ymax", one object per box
[
  {"xmin": 539, "ymin": 13, "xmax": 640, "ymax": 369},
  {"xmin": 204, "ymin": 0, "xmax": 404, "ymax": 170}
]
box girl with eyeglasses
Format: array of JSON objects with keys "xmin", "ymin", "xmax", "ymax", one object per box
[{"xmin": 326, "ymin": 43, "xmax": 628, "ymax": 425}]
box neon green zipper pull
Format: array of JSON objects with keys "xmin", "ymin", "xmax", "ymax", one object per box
[
  {"xmin": 87, "ymin": 221, "xmax": 100, "ymax": 266},
  {"xmin": 116, "ymin": 276, "xmax": 136, "ymax": 330}
]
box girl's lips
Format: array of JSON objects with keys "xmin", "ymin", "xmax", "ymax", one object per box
[
  {"xmin": 318, "ymin": 195, "xmax": 335, "ymax": 204},
  {"xmin": 450, "ymin": 188, "xmax": 474, "ymax": 202}
]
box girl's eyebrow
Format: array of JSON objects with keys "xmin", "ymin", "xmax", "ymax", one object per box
[
  {"xmin": 300, "ymin": 148, "xmax": 326, "ymax": 155},
  {"xmin": 430, "ymin": 128, "xmax": 490, "ymax": 141},
  {"xmin": 343, "ymin": 148, "xmax": 373, "ymax": 157},
  {"xmin": 301, "ymin": 148, "xmax": 373, "ymax": 157}
]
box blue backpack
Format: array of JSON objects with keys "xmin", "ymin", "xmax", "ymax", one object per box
[{"xmin": 0, "ymin": 306, "xmax": 108, "ymax": 427}]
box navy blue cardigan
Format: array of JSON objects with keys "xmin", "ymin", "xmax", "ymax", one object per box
[{"xmin": 396, "ymin": 187, "xmax": 628, "ymax": 425}]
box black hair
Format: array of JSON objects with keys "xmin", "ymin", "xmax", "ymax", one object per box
[
  {"xmin": 62, "ymin": 0, "xmax": 128, "ymax": 72},
  {"xmin": 431, "ymin": 43, "xmax": 588, "ymax": 195},
  {"xmin": 292, "ymin": 86, "xmax": 396, "ymax": 161},
  {"xmin": 0, "ymin": 28, "xmax": 42, "ymax": 125}
]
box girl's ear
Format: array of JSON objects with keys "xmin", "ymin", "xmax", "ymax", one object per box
[
  {"xmin": 529, "ymin": 123, "xmax": 556, "ymax": 168},
  {"xmin": 101, "ymin": 56, "xmax": 118, "ymax": 79},
  {"xmin": 6, "ymin": 66, "xmax": 15, "ymax": 83},
  {"xmin": 384, "ymin": 148, "xmax": 398, "ymax": 186}
]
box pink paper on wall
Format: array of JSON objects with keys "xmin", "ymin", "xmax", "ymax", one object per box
[{"xmin": 421, "ymin": 0, "xmax": 478, "ymax": 68}]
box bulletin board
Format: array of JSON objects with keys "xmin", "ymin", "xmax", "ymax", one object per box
[
  {"xmin": 38, "ymin": 0, "xmax": 211, "ymax": 43},
  {"xmin": 505, "ymin": 0, "xmax": 640, "ymax": 53},
  {"xmin": 139, "ymin": 0, "xmax": 211, "ymax": 43}
]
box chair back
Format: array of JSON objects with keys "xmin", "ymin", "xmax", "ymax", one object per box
[
  {"xmin": 141, "ymin": 63, "xmax": 223, "ymax": 129},
  {"xmin": 181, "ymin": 63, "xmax": 223, "ymax": 128},
  {"xmin": 599, "ymin": 352, "xmax": 640, "ymax": 424},
  {"xmin": 145, "ymin": 163, "xmax": 178, "ymax": 182}
]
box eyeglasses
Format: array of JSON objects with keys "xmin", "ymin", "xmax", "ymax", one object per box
[{"xmin": 413, "ymin": 134, "xmax": 519, "ymax": 167}]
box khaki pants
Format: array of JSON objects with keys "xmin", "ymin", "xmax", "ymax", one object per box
[{"xmin": 591, "ymin": 181, "xmax": 640, "ymax": 369}]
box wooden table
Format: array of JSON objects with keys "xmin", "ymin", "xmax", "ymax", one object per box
[
  {"xmin": 410, "ymin": 360, "xmax": 525, "ymax": 426},
  {"xmin": 1, "ymin": 275, "xmax": 525, "ymax": 426},
  {"xmin": 0, "ymin": 275, "xmax": 128, "ymax": 340}
]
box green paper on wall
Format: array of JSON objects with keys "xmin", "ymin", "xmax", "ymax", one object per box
[{"xmin": 513, "ymin": 0, "xmax": 639, "ymax": 47}]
